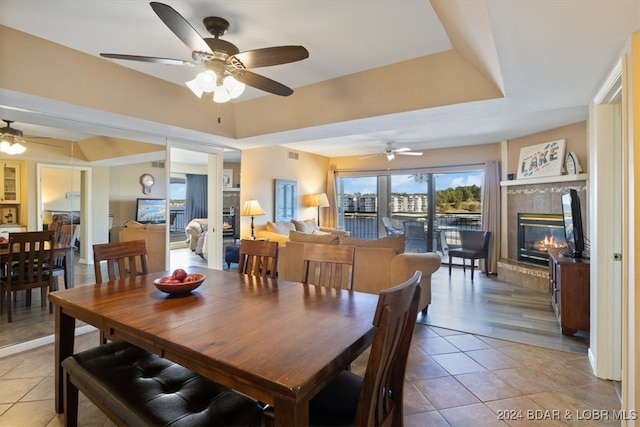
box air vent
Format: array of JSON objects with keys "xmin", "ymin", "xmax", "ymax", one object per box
[
  {"xmin": 287, "ymin": 151, "xmax": 299, "ymax": 160},
  {"xmin": 151, "ymin": 161, "xmax": 165, "ymax": 168}
]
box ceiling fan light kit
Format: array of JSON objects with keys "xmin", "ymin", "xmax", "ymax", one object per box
[
  {"xmin": 100, "ymin": 2, "xmax": 308, "ymax": 104},
  {"xmin": 0, "ymin": 121, "xmax": 27, "ymax": 155}
]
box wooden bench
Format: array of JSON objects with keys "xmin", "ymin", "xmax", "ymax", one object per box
[{"xmin": 62, "ymin": 340, "xmax": 265, "ymax": 426}]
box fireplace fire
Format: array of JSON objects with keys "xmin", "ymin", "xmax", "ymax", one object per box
[{"xmin": 518, "ymin": 213, "xmax": 567, "ymax": 265}]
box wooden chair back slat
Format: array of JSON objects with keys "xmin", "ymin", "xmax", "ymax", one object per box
[
  {"xmin": 238, "ymin": 240, "xmax": 279, "ymax": 278},
  {"xmin": 302, "ymin": 243, "xmax": 355, "ymax": 291},
  {"xmin": 92, "ymin": 240, "xmax": 149, "ymax": 284},
  {"xmin": 0, "ymin": 230, "xmax": 56, "ymax": 322}
]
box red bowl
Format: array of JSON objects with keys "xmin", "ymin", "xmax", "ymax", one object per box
[{"xmin": 153, "ymin": 273, "xmax": 205, "ymax": 295}]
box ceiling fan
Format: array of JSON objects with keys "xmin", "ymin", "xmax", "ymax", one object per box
[
  {"xmin": 360, "ymin": 142, "xmax": 424, "ymax": 161},
  {"xmin": 0, "ymin": 120, "xmax": 62, "ymax": 155},
  {"xmin": 100, "ymin": 2, "xmax": 309, "ymax": 102}
]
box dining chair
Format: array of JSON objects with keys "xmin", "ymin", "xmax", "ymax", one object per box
[
  {"xmin": 382, "ymin": 216, "xmax": 403, "ymax": 236},
  {"xmin": 92, "ymin": 239, "xmax": 149, "ymax": 284},
  {"xmin": 238, "ymin": 239, "xmax": 279, "ymax": 278},
  {"xmin": 307, "ymin": 270, "xmax": 422, "ymax": 426},
  {"xmin": 302, "ymin": 243, "xmax": 355, "ymax": 291},
  {"xmin": 448, "ymin": 229, "xmax": 492, "ymax": 281},
  {"xmin": 93, "ymin": 239, "xmax": 150, "ymax": 344},
  {"xmin": 50, "ymin": 224, "xmax": 79, "ymax": 292},
  {"xmin": 0, "ymin": 230, "xmax": 56, "ymax": 323},
  {"xmin": 403, "ymin": 220, "xmax": 428, "ymax": 253}
]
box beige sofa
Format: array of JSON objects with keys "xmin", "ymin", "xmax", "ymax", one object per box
[
  {"xmin": 255, "ymin": 218, "xmax": 347, "ymax": 245},
  {"xmin": 119, "ymin": 221, "xmax": 166, "ymax": 273},
  {"xmin": 276, "ymin": 232, "xmax": 441, "ymax": 313}
]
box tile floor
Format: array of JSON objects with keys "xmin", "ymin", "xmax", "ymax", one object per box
[{"xmin": 0, "ymin": 323, "xmax": 622, "ymax": 426}]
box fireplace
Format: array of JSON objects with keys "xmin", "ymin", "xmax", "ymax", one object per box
[{"xmin": 518, "ymin": 213, "xmax": 567, "ymax": 265}]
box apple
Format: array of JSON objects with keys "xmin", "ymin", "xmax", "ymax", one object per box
[
  {"xmin": 183, "ymin": 274, "xmax": 199, "ymax": 283},
  {"xmin": 172, "ymin": 268, "xmax": 188, "ymax": 281}
]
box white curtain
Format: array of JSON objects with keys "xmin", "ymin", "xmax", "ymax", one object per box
[
  {"xmin": 325, "ymin": 168, "xmax": 339, "ymax": 227},
  {"xmin": 481, "ymin": 161, "xmax": 501, "ymax": 273}
]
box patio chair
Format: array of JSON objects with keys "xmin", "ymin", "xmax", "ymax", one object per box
[
  {"xmin": 403, "ymin": 220, "xmax": 428, "ymax": 253},
  {"xmin": 448, "ymin": 230, "xmax": 491, "ymax": 281},
  {"xmin": 382, "ymin": 217, "xmax": 403, "ymax": 236}
]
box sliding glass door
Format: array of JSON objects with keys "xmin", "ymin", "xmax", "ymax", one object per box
[{"xmin": 337, "ymin": 169, "xmax": 484, "ymax": 258}]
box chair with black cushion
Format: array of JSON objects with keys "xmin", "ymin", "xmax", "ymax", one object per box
[
  {"xmin": 302, "ymin": 243, "xmax": 355, "ymax": 291},
  {"xmin": 403, "ymin": 220, "xmax": 428, "ymax": 253},
  {"xmin": 448, "ymin": 230, "xmax": 491, "ymax": 281},
  {"xmin": 382, "ymin": 216, "xmax": 403, "ymax": 236},
  {"xmin": 62, "ymin": 340, "xmax": 266, "ymax": 427},
  {"xmin": 307, "ymin": 270, "xmax": 422, "ymax": 426},
  {"xmin": 92, "ymin": 239, "xmax": 149, "ymax": 284},
  {"xmin": 238, "ymin": 239, "xmax": 279, "ymax": 278},
  {"xmin": 0, "ymin": 230, "xmax": 55, "ymax": 323}
]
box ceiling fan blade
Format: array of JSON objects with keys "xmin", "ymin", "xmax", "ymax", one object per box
[
  {"xmin": 150, "ymin": 2, "xmax": 212, "ymax": 54},
  {"xmin": 397, "ymin": 151, "xmax": 423, "ymax": 156},
  {"xmin": 230, "ymin": 46, "xmax": 309, "ymax": 68},
  {"xmin": 25, "ymin": 139, "xmax": 62, "ymax": 148},
  {"xmin": 359, "ymin": 153, "xmax": 382, "ymax": 160},
  {"xmin": 100, "ymin": 53, "xmax": 196, "ymax": 66},
  {"xmin": 394, "ymin": 147, "xmax": 412, "ymax": 153},
  {"xmin": 235, "ymin": 70, "xmax": 294, "ymax": 96}
]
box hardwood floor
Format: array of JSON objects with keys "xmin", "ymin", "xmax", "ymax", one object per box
[{"xmin": 424, "ymin": 265, "xmax": 589, "ymax": 355}]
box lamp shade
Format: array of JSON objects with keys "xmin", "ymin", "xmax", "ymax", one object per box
[
  {"xmin": 308, "ymin": 192, "xmax": 330, "ymax": 208},
  {"xmin": 241, "ymin": 200, "xmax": 266, "ymax": 217}
]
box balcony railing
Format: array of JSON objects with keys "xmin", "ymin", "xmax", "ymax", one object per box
[{"xmin": 342, "ymin": 211, "xmax": 483, "ymax": 246}]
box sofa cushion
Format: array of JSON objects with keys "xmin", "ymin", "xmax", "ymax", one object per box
[
  {"xmin": 292, "ymin": 218, "xmax": 319, "ymax": 233},
  {"xmin": 289, "ymin": 230, "xmax": 340, "ymax": 245},
  {"xmin": 266, "ymin": 221, "xmax": 296, "ymax": 236},
  {"xmin": 312, "ymin": 229, "xmax": 331, "ymax": 236},
  {"xmin": 340, "ymin": 235, "xmax": 406, "ymax": 254},
  {"xmin": 145, "ymin": 223, "xmax": 165, "ymax": 231},
  {"xmin": 124, "ymin": 220, "xmax": 146, "ymax": 229}
]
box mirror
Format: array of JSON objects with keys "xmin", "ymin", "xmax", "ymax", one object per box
[{"xmin": 0, "ymin": 105, "xmax": 168, "ymax": 352}]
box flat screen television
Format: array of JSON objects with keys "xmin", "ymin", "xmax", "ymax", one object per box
[
  {"xmin": 561, "ymin": 189, "xmax": 585, "ymax": 258},
  {"xmin": 135, "ymin": 198, "xmax": 166, "ymax": 224}
]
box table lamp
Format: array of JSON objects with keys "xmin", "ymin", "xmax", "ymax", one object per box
[
  {"xmin": 241, "ymin": 199, "xmax": 265, "ymax": 239},
  {"xmin": 308, "ymin": 192, "xmax": 330, "ymax": 226}
]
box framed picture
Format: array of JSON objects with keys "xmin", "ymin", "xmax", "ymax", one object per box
[
  {"xmin": 516, "ymin": 139, "xmax": 566, "ymax": 179},
  {"xmin": 222, "ymin": 169, "xmax": 233, "ymax": 188},
  {"xmin": 274, "ymin": 179, "xmax": 297, "ymax": 222},
  {"xmin": 1, "ymin": 207, "xmax": 17, "ymax": 224}
]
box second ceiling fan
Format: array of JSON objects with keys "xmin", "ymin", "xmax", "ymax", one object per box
[
  {"xmin": 360, "ymin": 142, "xmax": 424, "ymax": 161},
  {"xmin": 100, "ymin": 2, "xmax": 309, "ymax": 101}
]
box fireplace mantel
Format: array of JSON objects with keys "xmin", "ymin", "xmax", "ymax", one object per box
[{"xmin": 500, "ymin": 173, "xmax": 588, "ymax": 187}]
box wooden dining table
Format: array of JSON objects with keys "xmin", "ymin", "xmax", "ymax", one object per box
[
  {"xmin": 49, "ymin": 266, "xmax": 379, "ymax": 426},
  {"xmin": 0, "ymin": 241, "xmax": 74, "ymax": 289}
]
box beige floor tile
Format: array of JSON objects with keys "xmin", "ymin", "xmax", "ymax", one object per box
[
  {"xmin": 485, "ymin": 396, "xmax": 569, "ymax": 427},
  {"xmin": 431, "ymin": 352, "xmax": 487, "ymax": 375},
  {"xmin": 455, "ymin": 371, "xmax": 523, "ymax": 402},
  {"xmin": 406, "ymin": 348, "xmax": 450, "ymax": 381},
  {"xmin": 0, "ymin": 398, "xmax": 57, "ymax": 427},
  {"xmin": 404, "ymin": 379, "xmax": 436, "ymax": 414},
  {"xmin": 417, "ymin": 336, "xmax": 462, "ymax": 355},
  {"xmin": 492, "ymin": 364, "xmax": 564, "ymax": 394},
  {"xmin": 21, "ymin": 376, "xmax": 55, "ymax": 402},
  {"xmin": 413, "ymin": 376, "xmax": 480, "ymax": 409},
  {"xmin": 466, "ymin": 348, "xmax": 523, "ymax": 370},
  {"xmin": 439, "ymin": 402, "xmax": 509, "ymax": 426},
  {"xmin": 0, "ymin": 403, "xmax": 11, "ymax": 416},
  {"xmin": 444, "ymin": 333, "xmax": 493, "ymax": 351},
  {"xmin": 496, "ymin": 343, "xmax": 559, "ymax": 366},
  {"xmin": 404, "ymin": 409, "xmax": 452, "ymax": 427},
  {"xmin": 0, "ymin": 377, "xmax": 42, "ymax": 404}
]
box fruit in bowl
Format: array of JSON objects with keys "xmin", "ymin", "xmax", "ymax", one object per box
[{"xmin": 154, "ymin": 269, "xmax": 205, "ymax": 295}]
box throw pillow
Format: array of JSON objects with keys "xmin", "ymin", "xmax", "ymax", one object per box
[
  {"xmin": 340, "ymin": 235, "xmax": 406, "ymax": 254},
  {"xmin": 266, "ymin": 221, "xmax": 296, "ymax": 235},
  {"xmin": 312, "ymin": 229, "xmax": 331, "ymax": 236},
  {"xmin": 292, "ymin": 219, "xmax": 319, "ymax": 233},
  {"xmin": 289, "ymin": 230, "xmax": 340, "ymax": 245}
]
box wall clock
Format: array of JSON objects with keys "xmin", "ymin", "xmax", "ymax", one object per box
[{"xmin": 140, "ymin": 173, "xmax": 155, "ymax": 195}]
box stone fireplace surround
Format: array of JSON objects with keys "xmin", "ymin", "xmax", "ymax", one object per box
[{"xmin": 498, "ymin": 179, "xmax": 587, "ymax": 292}]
